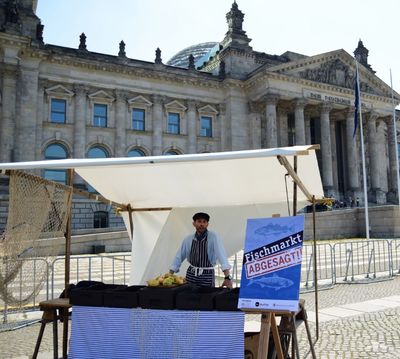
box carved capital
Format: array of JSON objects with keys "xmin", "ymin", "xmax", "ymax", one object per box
[
  {"xmin": 367, "ymin": 111, "xmax": 379, "ymax": 122},
  {"xmin": 320, "ymin": 102, "xmax": 333, "ymax": 114},
  {"xmin": 114, "ymin": 89, "xmax": 127, "ymax": 101},
  {"xmin": 263, "ymin": 93, "xmax": 280, "ymax": 106},
  {"xmin": 152, "ymin": 94, "xmax": 165, "ymax": 105},
  {"xmin": 187, "ymin": 100, "xmax": 197, "ymax": 111},
  {"xmin": 248, "ymin": 101, "xmax": 260, "ymax": 113},
  {"xmin": 293, "ymin": 98, "xmax": 307, "ymax": 110},
  {"xmin": 74, "ymin": 84, "xmax": 88, "ymax": 96}
]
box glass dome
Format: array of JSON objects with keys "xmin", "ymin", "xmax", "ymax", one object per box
[{"xmin": 167, "ymin": 42, "xmax": 219, "ymax": 69}]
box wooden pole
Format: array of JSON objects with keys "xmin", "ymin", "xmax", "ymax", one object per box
[
  {"xmin": 292, "ymin": 156, "xmax": 298, "ymax": 216},
  {"xmin": 63, "ymin": 168, "xmax": 74, "ymax": 359}
]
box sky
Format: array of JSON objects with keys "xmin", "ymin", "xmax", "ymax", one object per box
[{"xmin": 35, "ymin": 0, "xmax": 400, "ymax": 98}]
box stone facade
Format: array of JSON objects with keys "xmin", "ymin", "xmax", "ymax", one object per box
[{"xmin": 0, "ymin": 1, "xmax": 400, "ymax": 232}]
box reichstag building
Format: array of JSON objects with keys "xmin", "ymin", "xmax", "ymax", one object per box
[{"xmin": 0, "ymin": 0, "xmax": 399, "ymax": 231}]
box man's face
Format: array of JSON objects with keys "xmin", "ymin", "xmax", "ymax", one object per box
[{"xmin": 193, "ymin": 218, "xmax": 209, "ymax": 234}]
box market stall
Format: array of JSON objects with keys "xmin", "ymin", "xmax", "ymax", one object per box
[{"xmin": 0, "ymin": 145, "xmax": 324, "ymax": 358}]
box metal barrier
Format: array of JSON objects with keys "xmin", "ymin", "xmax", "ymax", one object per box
[
  {"xmin": 301, "ymin": 243, "xmax": 334, "ymax": 290},
  {"xmin": 1, "ymin": 240, "xmax": 399, "ymax": 328},
  {"xmin": 389, "ymin": 239, "xmax": 400, "ymax": 276},
  {"xmin": 333, "ymin": 240, "xmax": 392, "ymax": 282}
]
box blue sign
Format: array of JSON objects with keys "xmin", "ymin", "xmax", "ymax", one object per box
[{"xmin": 238, "ymin": 216, "xmax": 304, "ymax": 311}]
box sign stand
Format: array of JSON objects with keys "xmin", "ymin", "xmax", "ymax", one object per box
[{"xmin": 260, "ymin": 312, "xmax": 284, "ymax": 358}]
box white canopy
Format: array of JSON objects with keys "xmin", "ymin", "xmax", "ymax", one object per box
[{"xmin": 0, "ymin": 145, "xmax": 324, "ymax": 284}]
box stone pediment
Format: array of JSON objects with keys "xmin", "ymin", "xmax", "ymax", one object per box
[
  {"xmin": 198, "ymin": 104, "xmax": 218, "ymax": 114},
  {"xmin": 268, "ymin": 50, "xmax": 397, "ymax": 98},
  {"xmin": 165, "ymin": 100, "xmax": 186, "ymax": 111},
  {"xmin": 127, "ymin": 95, "xmax": 152, "ymax": 107},
  {"xmin": 45, "ymin": 84, "xmax": 74, "ymax": 98},
  {"xmin": 88, "ymin": 90, "xmax": 115, "ymax": 103}
]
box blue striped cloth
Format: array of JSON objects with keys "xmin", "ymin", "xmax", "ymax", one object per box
[{"xmin": 69, "ymin": 306, "xmax": 245, "ymax": 359}]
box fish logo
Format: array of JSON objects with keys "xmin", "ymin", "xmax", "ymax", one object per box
[
  {"xmin": 248, "ymin": 274, "xmax": 294, "ymax": 291},
  {"xmin": 254, "ymin": 224, "xmax": 294, "ymax": 237}
]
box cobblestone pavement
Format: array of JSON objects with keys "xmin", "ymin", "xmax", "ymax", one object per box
[{"xmin": 1, "ymin": 277, "xmax": 400, "ymax": 358}]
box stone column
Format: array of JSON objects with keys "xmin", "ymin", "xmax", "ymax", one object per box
[
  {"xmin": 187, "ymin": 100, "xmax": 197, "ymax": 153},
  {"xmin": 330, "ymin": 121, "xmax": 338, "ymax": 195},
  {"xmin": 248, "ymin": 102, "xmax": 261, "ymax": 149},
  {"xmin": 277, "ymin": 108, "xmax": 288, "ymax": 147},
  {"xmin": 386, "ymin": 117, "xmax": 399, "ymax": 203},
  {"xmin": 320, "ymin": 103, "xmax": 334, "ymax": 192},
  {"xmin": 218, "ymin": 104, "xmax": 228, "ymax": 151},
  {"xmin": 294, "ymin": 99, "xmax": 306, "ymax": 145},
  {"xmin": 152, "ymin": 95, "xmax": 163, "ymax": 155},
  {"xmin": 265, "ymin": 95, "xmax": 278, "ymax": 148},
  {"xmin": 345, "ymin": 108, "xmax": 359, "ymax": 193},
  {"xmin": 376, "ymin": 119, "xmax": 388, "ymax": 204},
  {"xmin": 73, "ymin": 85, "xmax": 87, "ymax": 158},
  {"xmin": 35, "ymin": 80, "xmax": 46, "ymax": 161},
  {"xmin": 305, "ymin": 113, "xmax": 311, "ymax": 145},
  {"xmin": 114, "ymin": 90, "xmax": 127, "ymax": 157},
  {"xmin": 15, "ymin": 62, "xmax": 39, "ymax": 162},
  {"xmin": 367, "ymin": 112, "xmax": 380, "ymax": 199},
  {"xmin": 0, "ymin": 65, "xmax": 17, "ymax": 162}
]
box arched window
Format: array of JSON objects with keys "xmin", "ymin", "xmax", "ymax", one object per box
[
  {"xmin": 44, "ymin": 143, "xmax": 68, "ymax": 184},
  {"xmin": 87, "ymin": 146, "xmax": 109, "ymax": 191},
  {"xmin": 93, "ymin": 211, "xmax": 109, "ymax": 228},
  {"xmin": 128, "ymin": 149, "xmax": 145, "ymax": 157},
  {"xmin": 87, "ymin": 146, "xmax": 109, "ymax": 158},
  {"xmin": 164, "ymin": 149, "xmax": 180, "ymax": 156}
]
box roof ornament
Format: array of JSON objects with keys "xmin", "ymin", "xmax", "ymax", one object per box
[
  {"xmin": 354, "ymin": 39, "xmax": 375, "ymax": 73},
  {"xmin": 36, "ymin": 22, "xmax": 44, "ymax": 44},
  {"xmin": 155, "ymin": 47, "xmax": 162, "ymax": 64},
  {"xmin": 219, "ymin": 60, "xmax": 226, "ymax": 79},
  {"xmin": 78, "ymin": 33, "xmax": 87, "ymax": 51},
  {"xmin": 118, "ymin": 40, "xmax": 126, "ymax": 57},
  {"xmin": 188, "ymin": 54, "xmax": 195, "ymax": 70}
]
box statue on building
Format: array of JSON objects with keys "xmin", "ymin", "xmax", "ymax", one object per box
[
  {"xmin": 354, "ymin": 39, "xmax": 375, "ymax": 73},
  {"xmin": 36, "ymin": 23, "xmax": 44, "ymax": 43},
  {"xmin": 219, "ymin": 60, "xmax": 226, "ymax": 79},
  {"xmin": 5, "ymin": 0, "xmax": 19, "ymax": 24},
  {"xmin": 155, "ymin": 47, "xmax": 162, "ymax": 64},
  {"xmin": 79, "ymin": 32, "xmax": 87, "ymax": 51},
  {"xmin": 188, "ymin": 54, "xmax": 195, "ymax": 70},
  {"xmin": 226, "ymin": 1, "xmax": 245, "ymax": 35},
  {"xmin": 118, "ymin": 40, "xmax": 126, "ymax": 57}
]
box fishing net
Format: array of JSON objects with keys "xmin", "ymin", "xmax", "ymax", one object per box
[{"xmin": 0, "ymin": 171, "xmax": 72, "ymax": 307}]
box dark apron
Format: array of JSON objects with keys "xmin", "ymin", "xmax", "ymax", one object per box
[{"xmin": 186, "ymin": 235, "xmax": 215, "ymax": 286}]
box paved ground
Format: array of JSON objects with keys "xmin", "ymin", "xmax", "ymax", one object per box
[{"xmin": 1, "ymin": 276, "xmax": 400, "ymax": 358}]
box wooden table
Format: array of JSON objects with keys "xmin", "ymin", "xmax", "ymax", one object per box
[{"xmin": 32, "ymin": 298, "xmax": 71, "ymax": 359}]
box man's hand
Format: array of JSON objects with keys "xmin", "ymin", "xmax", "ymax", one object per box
[{"xmin": 222, "ymin": 278, "xmax": 233, "ymax": 289}]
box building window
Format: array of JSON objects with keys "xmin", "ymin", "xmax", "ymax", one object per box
[
  {"xmin": 50, "ymin": 99, "xmax": 66, "ymax": 123},
  {"xmin": 164, "ymin": 150, "xmax": 179, "ymax": 155},
  {"xmin": 132, "ymin": 108, "xmax": 145, "ymax": 131},
  {"xmin": 167, "ymin": 113, "xmax": 180, "ymax": 134},
  {"xmin": 87, "ymin": 146, "xmax": 108, "ymax": 192},
  {"xmin": 200, "ymin": 116, "xmax": 212, "ymax": 137},
  {"xmin": 94, "ymin": 211, "xmax": 109, "ymax": 228},
  {"xmin": 93, "ymin": 104, "xmax": 107, "ymax": 127},
  {"xmin": 88, "ymin": 146, "xmax": 108, "ymax": 159},
  {"xmin": 128, "ymin": 149, "xmax": 145, "ymax": 157},
  {"xmin": 44, "ymin": 143, "xmax": 68, "ymax": 184}
]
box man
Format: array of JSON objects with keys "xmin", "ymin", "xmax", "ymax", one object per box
[{"xmin": 169, "ymin": 212, "xmax": 232, "ymax": 288}]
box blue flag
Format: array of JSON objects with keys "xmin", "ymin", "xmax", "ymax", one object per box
[{"xmin": 353, "ymin": 70, "xmax": 359, "ymax": 138}]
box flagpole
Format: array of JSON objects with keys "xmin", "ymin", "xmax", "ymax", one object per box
[
  {"xmin": 390, "ymin": 69, "xmax": 400, "ymax": 205},
  {"xmin": 355, "ymin": 60, "xmax": 370, "ymax": 240}
]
